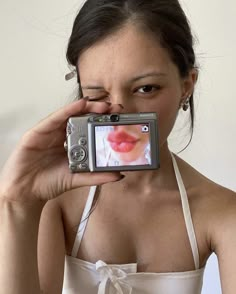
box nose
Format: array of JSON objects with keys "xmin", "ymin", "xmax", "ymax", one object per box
[{"xmin": 109, "ymin": 92, "xmax": 137, "ymax": 113}]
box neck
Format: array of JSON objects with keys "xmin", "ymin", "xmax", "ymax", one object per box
[{"xmin": 122, "ymin": 143, "xmax": 178, "ymax": 192}]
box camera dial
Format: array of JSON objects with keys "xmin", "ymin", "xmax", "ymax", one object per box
[{"xmin": 70, "ymin": 146, "xmax": 87, "ymax": 162}]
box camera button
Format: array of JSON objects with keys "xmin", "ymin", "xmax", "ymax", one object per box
[
  {"xmin": 79, "ymin": 138, "xmax": 87, "ymax": 146},
  {"xmin": 71, "ymin": 146, "xmax": 86, "ymax": 162},
  {"xmin": 69, "ymin": 164, "xmax": 77, "ymax": 172},
  {"xmin": 78, "ymin": 163, "xmax": 88, "ymax": 170}
]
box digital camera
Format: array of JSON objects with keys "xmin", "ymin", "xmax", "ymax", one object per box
[{"xmin": 65, "ymin": 113, "xmax": 160, "ymax": 172}]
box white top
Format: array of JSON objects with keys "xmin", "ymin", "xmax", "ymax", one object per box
[{"xmin": 62, "ymin": 153, "xmax": 205, "ymax": 294}]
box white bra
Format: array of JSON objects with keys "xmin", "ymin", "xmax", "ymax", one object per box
[{"xmin": 62, "ymin": 153, "xmax": 205, "ymax": 294}]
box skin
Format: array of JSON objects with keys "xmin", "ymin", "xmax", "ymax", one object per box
[
  {"xmin": 106, "ymin": 125, "xmax": 150, "ymax": 163},
  {"xmin": 53, "ymin": 23, "xmax": 235, "ymax": 288},
  {"xmin": 0, "ymin": 98, "xmax": 123, "ymax": 294},
  {"xmin": 78, "ymin": 23, "xmax": 197, "ymax": 185},
  {"xmin": 0, "ymin": 22, "xmax": 235, "ymax": 294},
  {"xmin": 79, "ymin": 25, "xmax": 195, "ymax": 149}
]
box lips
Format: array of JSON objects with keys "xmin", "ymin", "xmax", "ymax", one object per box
[{"xmin": 107, "ymin": 131, "xmax": 139, "ymax": 152}]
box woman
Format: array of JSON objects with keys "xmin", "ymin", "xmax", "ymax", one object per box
[
  {"xmin": 0, "ymin": 0, "xmax": 235, "ymax": 293},
  {"xmin": 96, "ymin": 125, "xmax": 151, "ymax": 167}
]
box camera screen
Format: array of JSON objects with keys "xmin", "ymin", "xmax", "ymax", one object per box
[{"xmin": 95, "ymin": 124, "xmax": 151, "ymax": 167}]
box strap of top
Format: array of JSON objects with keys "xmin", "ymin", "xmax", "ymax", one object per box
[
  {"xmin": 170, "ymin": 153, "xmax": 200, "ymax": 269},
  {"xmin": 71, "ymin": 153, "xmax": 200, "ymax": 269},
  {"xmin": 71, "ymin": 186, "xmax": 97, "ymax": 257}
]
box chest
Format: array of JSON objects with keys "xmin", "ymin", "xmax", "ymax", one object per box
[{"xmin": 62, "ymin": 185, "xmax": 210, "ymax": 273}]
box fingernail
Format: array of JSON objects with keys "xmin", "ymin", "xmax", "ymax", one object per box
[{"xmin": 82, "ymin": 96, "xmax": 89, "ymax": 101}]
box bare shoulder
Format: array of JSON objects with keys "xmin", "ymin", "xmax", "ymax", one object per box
[
  {"xmin": 176, "ymin": 161, "xmax": 236, "ymax": 293},
  {"xmin": 197, "ymin": 179, "xmax": 236, "ymax": 293},
  {"xmin": 205, "ymin": 184, "xmax": 236, "ymax": 252},
  {"xmin": 174, "ymin": 153, "xmax": 235, "ymax": 201},
  {"xmin": 57, "ymin": 186, "xmax": 92, "ymax": 223},
  {"xmin": 37, "ymin": 187, "xmax": 92, "ymax": 293},
  {"xmin": 175, "ymin": 154, "xmax": 236, "ymax": 246},
  {"xmin": 56, "ymin": 186, "xmax": 92, "ymax": 254}
]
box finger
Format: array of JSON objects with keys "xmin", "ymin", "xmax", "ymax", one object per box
[
  {"xmin": 31, "ymin": 98, "xmax": 88, "ymax": 134},
  {"xmin": 83, "ymin": 101, "xmax": 111, "ymax": 114},
  {"xmin": 71, "ymin": 172, "xmax": 124, "ymax": 188}
]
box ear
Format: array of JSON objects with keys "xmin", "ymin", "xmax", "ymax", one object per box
[{"xmin": 181, "ymin": 68, "xmax": 198, "ymax": 98}]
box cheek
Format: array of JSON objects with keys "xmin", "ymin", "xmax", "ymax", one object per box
[
  {"xmin": 140, "ymin": 133, "xmax": 150, "ymax": 143},
  {"xmin": 139, "ymin": 94, "xmax": 180, "ymax": 145},
  {"xmin": 159, "ymin": 101, "xmax": 180, "ymax": 145}
]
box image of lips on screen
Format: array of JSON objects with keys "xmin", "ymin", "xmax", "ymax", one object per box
[{"xmin": 95, "ymin": 125, "xmax": 150, "ymax": 166}]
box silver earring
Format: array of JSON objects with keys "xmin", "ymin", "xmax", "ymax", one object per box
[{"xmin": 182, "ymin": 96, "xmax": 191, "ymax": 111}]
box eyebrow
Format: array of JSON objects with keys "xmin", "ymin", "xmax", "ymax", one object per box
[
  {"xmin": 81, "ymin": 85, "xmax": 105, "ymax": 90},
  {"xmin": 129, "ymin": 72, "xmax": 167, "ymax": 82},
  {"xmin": 81, "ymin": 72, "xmax": 167, "ymax": 90}
]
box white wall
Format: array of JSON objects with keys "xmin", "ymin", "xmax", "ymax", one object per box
[{"xmin": 0, "ymin": 1, "xmax": 235, "ymax": 293}]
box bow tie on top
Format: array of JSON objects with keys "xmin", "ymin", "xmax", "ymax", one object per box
[{"xmin": 96, "ymin": 260, "xmax": 134, "ymax": 294}]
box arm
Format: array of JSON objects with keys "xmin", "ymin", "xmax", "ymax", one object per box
[
  {"xmin": 0, "ymin": 197, "xmax": 45, "ymax": 294},
  {"xmin": 0, "ymin": 100, "xmax": 122, "ymax": 294},
  {"xmin": 210, "ymin": 189, "xmax": 236, "ymax": 294},
  {"xmin": 38, "ymin": 198, "xmax": 66, "ymax": 294}
]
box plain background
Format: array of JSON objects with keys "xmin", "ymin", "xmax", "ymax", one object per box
[{"xmin": 0, "ymin": 0, "xmax": 235, "ymax": 293}]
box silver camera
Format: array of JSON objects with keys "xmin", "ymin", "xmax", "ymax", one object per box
[{"xmin": 65, "ymin": 113, "xmax": 160, "ymax": 172}]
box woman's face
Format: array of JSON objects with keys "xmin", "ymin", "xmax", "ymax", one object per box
[
  {"xmin": 78, "ymin": 23, "xmax": 196, "ymax": 148},
  {"xmin": 107, "ymin": 125, "xmax": 150, "ymax": 163}
]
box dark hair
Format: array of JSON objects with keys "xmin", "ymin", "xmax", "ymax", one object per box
[{"xmin": 66, "ymin": 0, "xmax": 197, "ymax": 150}]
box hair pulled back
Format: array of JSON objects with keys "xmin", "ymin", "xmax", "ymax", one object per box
[{"xmin": 66, "ymin": 0, "xmax": 197, "ymax": 147}]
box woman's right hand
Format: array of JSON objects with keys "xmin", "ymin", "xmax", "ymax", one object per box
[{"xmin": 0, "ymin": 98, "xmax": 123, "ymax": 203}]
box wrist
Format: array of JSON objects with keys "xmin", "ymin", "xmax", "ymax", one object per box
[
  {"xmin": 0, "ymin": 179, "xmax": 46, "ymax": 206},
  {"xmin": 0, "ymin": 192, "xmax": 47, "ymax": 214}
]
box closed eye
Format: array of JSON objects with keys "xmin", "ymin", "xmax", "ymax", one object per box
[{"xmin": 87, "ymin": 95, "xmax": 109, "ymax": 102}]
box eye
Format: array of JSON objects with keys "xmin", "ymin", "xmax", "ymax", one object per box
[
  {"xmin": 136, "ymin": 85, "xmax": 161, "ymax": 94},
  {"xmin": 88, "ymin": 95, "xmax": 109, "ymax": 102}
]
